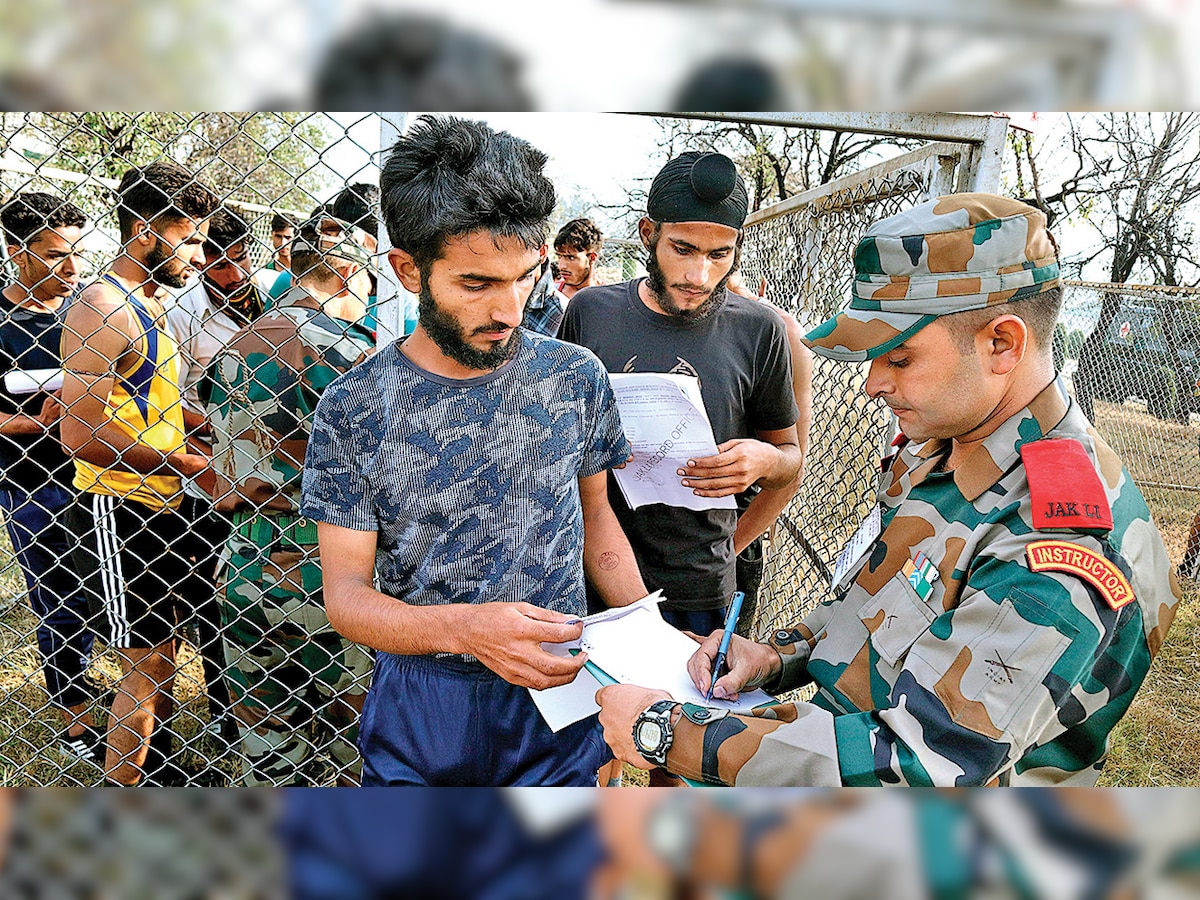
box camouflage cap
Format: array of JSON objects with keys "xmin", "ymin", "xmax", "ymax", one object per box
[
  {"xmin": 804, "ymin": 193, "xmax": 1060, "ymax": 362},
  {"xmin": 291, "ymin": 214, "xmax": 372, "ymax": 268}
]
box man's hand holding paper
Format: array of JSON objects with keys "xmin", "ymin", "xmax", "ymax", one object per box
[
  {"xmin": 607, "ymin": 373, "xmax": 736, "ymax": 512},
  {"xmin": 677, "ymin": 436, "xmax": 781, "ymax": 498}
]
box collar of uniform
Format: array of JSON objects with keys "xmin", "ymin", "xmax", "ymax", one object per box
[
  {"xmin": 276, "ymin": 283, "xmax": 325, "ymax": 313},
  {"xmin": 907, "ymin": 377, "xmax": 1071, "ymax": 502}
]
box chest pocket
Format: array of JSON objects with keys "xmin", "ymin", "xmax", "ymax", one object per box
[
  {"xmin": 859, "ymin": 570, "xmax": 938, "ymax": 667},
  {"xmin": 936, "ymin": 589, "xmax": 1076, "ymax": 735}
]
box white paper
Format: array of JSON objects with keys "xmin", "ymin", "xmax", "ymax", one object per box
[
  {"xmin": 503, "ymin": 788, "xmax": 597, "ymax": 835},
  {"xmin": 830, "ymin": 506, "xmax": 882, "ymax": 588},
  {"xmin": 4, "ymin": 368, "xmax": 63, "ymax": 395},
  {"xmin": 529, "ymin": 592, "xmax": 774, "ymax": 731},
  {"xmin": 608, "ymin": 372, "xmax": 736, "ymax": 512}
]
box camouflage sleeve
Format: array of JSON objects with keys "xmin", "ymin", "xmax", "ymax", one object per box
[{"xmin": 665, "ymin": 531, "xmax": 1150, "ymax": 786}]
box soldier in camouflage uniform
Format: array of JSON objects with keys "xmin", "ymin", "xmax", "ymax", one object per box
[
  {"xmin": 597, "ymin": 194, "xmax": 1181, "ymax": 786},
  {"xmin": 203, "ymin": 215, "xmax": 375, "ymax": 785}
]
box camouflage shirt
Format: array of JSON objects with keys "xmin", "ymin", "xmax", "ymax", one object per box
[
  {"xmin": 663, "ymin": 378, "xmax": 1180, "ymax": 786},
  {"xmin": 204, "ymin": 286, "xmax": 375, "ymax": 514}
]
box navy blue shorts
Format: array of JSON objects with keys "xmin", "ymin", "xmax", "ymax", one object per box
[
  {"xmin": 660, "ymin": 605, "xmax": 727, "ymax": 640},
  {"xmin": 358, "ymin": 653, "xmax": 608, "ymax": 786}
]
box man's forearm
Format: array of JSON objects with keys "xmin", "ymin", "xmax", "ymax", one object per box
[
  {"xmin": 0, "ymin": 412, "xmax": 46, "ymax": 437},
  {"xmin": 324, "ymin": 576, "xmax": 474, "ymax": 656},
  {"xmin": 756, "ymin": 440, "xmax": 802, "ymax": 490},
  {"xmin": 63, "ymin": 420, "xmax": 192, "ymax": 475},
  {"xmin": 583, "ymin": 502, "xmax": 648, "ymax": 608},
  {"xmin": 733, "ymin": 475, "xmax": 801, "ymax": 555}
]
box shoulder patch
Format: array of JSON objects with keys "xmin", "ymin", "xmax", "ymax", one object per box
[
  {"xmin": 1020, "ymin": 438, "xmax": 1113, "ymax": 532},
  {"xmin": 1026, "ymin": 540, "xmax": 1134, "ymax": 610}
]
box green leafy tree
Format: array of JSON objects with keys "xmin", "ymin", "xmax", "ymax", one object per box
[{"xmin": 22, "ymin": 112, "xmax": 334, "ymax": 226}]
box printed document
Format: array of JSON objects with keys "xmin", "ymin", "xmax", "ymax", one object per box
[
  {"xmin": 4, "ymin": 368, "xmax": 63, "ymax": 395},
  {"xmin": 608, "ymin": 372, "xmax": 736, "ymax": 512},
  {"xmin": 529, "ymin": 593, "xmax": 775, "ymax": 732}
]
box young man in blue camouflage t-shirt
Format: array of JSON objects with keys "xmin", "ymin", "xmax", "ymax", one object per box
[{"xmin": 301, "ymin": 116, "xmax": 647, "ymax": 786}]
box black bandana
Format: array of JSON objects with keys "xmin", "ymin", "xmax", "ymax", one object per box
[
  {"xmin": 646, "ymin": 152, "xmax": 748, "ymax": 229},
  {"xmin": 223, "ymin": 281, "xmax": 265, "ymax": 327}
]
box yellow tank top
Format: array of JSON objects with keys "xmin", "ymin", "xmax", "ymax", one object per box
[{"xmin": 73, "ymin": 274, "xmax": 187, "ymax": 510}]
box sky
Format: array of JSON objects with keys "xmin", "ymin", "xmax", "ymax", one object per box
[{"xmin": 324, "ymin": 113, "xmax": 666, "ymax": 238}]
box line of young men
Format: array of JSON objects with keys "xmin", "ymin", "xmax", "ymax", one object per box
[
  {"xmin": 1, "ymin": 166, "xmax": 383, "ymax": 785},
  {"xmin": 303, "ymin": 115, "xmax": 1175, "ymax": 789}
]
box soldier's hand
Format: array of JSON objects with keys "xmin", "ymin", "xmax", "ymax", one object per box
[
  {"xmin": 464, "ymin": 602, "xmax": 587, "ymax": 690},
  {"xmin": 687, "ymin": 631, "xmax": 781, "ymax": 702},
  {"xmin": 595, "ymin": 684, "xmax": 672, "ymax": 770}
]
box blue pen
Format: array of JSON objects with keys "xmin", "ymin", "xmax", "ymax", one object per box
[{"xmin": 704, "ymin": 591, "xmax": 745, "ymax": 703}]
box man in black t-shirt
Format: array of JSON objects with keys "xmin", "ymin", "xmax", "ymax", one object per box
[
  {"xmin": 559, "ymin": 154, "xmax": 801, "ymax": 787},
  {"xmin": 0, "ymin": 192, "xmax": 101, "ymax": 766},
  {"xmin": 559, "ymin": 154, "xmax": 801, "ymax": 636}
]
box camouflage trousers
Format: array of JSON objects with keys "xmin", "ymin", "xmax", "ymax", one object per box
[{"xmin": 219, "ymin": 512, "xmax": 373, "ymax": 786}]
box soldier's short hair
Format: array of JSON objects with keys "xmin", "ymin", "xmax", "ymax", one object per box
[{"xmin": 942, "ymin": 286, "xmax": 1064, "ymax": 355}]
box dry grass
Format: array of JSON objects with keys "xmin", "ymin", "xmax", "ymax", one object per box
[{"xmin": 0, "ymin": 545, "xmax": 238, "ymax": 785}]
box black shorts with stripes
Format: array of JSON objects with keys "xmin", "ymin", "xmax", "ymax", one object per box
[{"xmin": 65, "ymin": 492, "xmax": 194, "ymax": 650}]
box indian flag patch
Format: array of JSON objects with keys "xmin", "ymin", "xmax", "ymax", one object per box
[{"xmin": 902, "ymin": 550, "xmax": 939, "ymax": 602}]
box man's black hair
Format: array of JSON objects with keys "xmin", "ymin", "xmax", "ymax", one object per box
[
  {"xmin": 271, "ymin": 211, "xmax": 296, "ymax": 233},
  {"xmin": 203, "ymin": 205, "xmax": 250, "ymax": 256},
  {"xmin": 330, "ymin": 183, "xmax": 380, "ymax": 238},
  {"xmin": 380, "ymin": 115, "xmax": 554, "ymax": 273},
  {"xmin": 554, "ymin": 218, "xmax": 603, "ymax": 254},
  {"xmin": 115, "ymin": 160, "xmax": 218, "ymax": 242},
  {"xmin": 1, "ymin": 191, "xmax": 86, "ymax": 246}
]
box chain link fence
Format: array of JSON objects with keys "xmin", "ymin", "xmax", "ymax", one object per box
[
  {"xmin": 1, "ymin": 113, "xmax": 1195, "ymax": 786},
  {"xmin": 739, "ymin": 262, "xmax": 1200, "ymax": 654}
]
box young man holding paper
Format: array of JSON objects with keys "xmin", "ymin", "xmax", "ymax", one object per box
[
  {"xmin": 0, "ymin": 191, "xmax": 101, "ymax": 764},
  {"xmin": 558, "ymin": 152, "xmax": 801, "ymax": 639},
  {"xmin": 302, "ymin": 116, "xmax": 647, "ymax": 786}
]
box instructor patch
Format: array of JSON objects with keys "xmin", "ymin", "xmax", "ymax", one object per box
[{"xmin": 1025, "ymin": 540, "xmax": 1134, "ymax": 610}]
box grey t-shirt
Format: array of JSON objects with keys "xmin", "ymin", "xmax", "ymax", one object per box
[
  {"xmin": 300, "ymin": 331, "xmax": 629, "ymax": 620},
  {"xmin": 559, "ymin": 278, "xmax": 797, "ymax": 609}
]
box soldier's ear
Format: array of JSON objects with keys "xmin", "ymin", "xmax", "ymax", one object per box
[
  {"xmin": 982, "ymin": 314, "xmax": 1027, "ymax": 375},
  {"xmin": 388, "ymin": 248, "xmax": 421, "ymax": 293}
]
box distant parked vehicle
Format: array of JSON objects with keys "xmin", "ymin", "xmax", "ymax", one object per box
[{"xmin": 1078, "ymin": 299, "xmax": 1200, "ymax": 420}]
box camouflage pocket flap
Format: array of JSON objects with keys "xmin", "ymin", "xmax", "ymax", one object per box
[
  {"xmin": 922, "ymin": 589, "xmax": 1076, "ymax": 739},
  {"xmin": 859, "ymin": 571, "xmax": 938, "ymax": 667}
]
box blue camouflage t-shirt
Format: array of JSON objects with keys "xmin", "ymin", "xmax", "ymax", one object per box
[{"xmin": 300, "ymin": 331, "xmax": 629, "ymax": 621}]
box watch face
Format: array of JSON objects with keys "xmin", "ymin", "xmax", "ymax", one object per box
[{"xmin": 636, "ymin": 720, "xmax": 663, "ymax": 749}]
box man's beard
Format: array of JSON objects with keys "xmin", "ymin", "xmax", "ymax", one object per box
[
  {"xmin": 145, "ymin": 235, "xmax": 187, "ymax": 289},
  {"xmin": 644, "ymin": 235, "xmax": 733, "ymax": 321},
  {"xmin": 418, "ymin": 278, "xmax": 521, "ymax": 371},
  {"xmin": 202, "ymin": 273, "xmax": 250, "ymax": 303},
  {"xmin": 565, "ymin": 260, "xmax": 592, "ymax": 287}
]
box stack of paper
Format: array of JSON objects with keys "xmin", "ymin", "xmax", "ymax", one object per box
[{"xmin": 530, "ymin": 593, "xmax": 775, "ymax": 732}]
